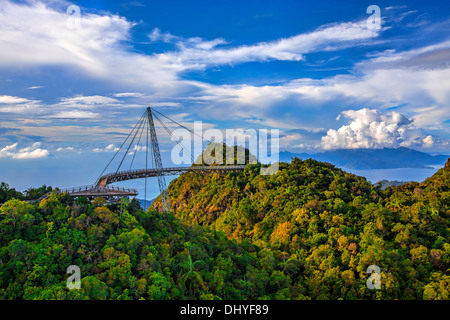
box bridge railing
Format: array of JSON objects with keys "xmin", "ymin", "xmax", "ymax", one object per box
[
  {"xmin": 96, "ymin": 164, "xmax": 248, "ymax": 186},
  {"xmin": 103, "ymin": 185, "xmax": 138, "ymax": 194},
  {"xmin": 56, "ymin": 184, "xmax": 97, "ymax": 193},
  {"xmin": 57, "ymin": 184, "xmax": 138, "ymax": 194},
  {"xmin": 101, "ymin": 165, "xmax": 247, "ymax": 178}
]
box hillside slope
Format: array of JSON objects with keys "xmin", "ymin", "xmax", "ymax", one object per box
[
  {"xmin": 0, "ymin": 157, "xmax": 448, "ymax": 300},
  {"xmin": 0, "ymin": 196, "xmax": 292, "ymax": 300},
  {"xmin": 153, "ymin": 157, "xmax": 450, "ymax": 299}
]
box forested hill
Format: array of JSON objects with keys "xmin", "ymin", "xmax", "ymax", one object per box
[
  {"xmin": 0, "ymin": 157, "xmax": 448, "ymax": 300},
  {"xmin": 157, "ymin": 157, "xmax": 449, "ymax": 242},
  {"xmin": 152, "ymin": 156, "xmax": 450, "ymax": 299},
  {"xmin": 160, "ymin": 159, "xmax": 374, "ymax": 239}
]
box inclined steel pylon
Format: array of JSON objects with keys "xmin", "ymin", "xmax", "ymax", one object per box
[
  {"xmin": 92, "ymin": 107, "xmax": 247, "ymax": 208},
  {"xmin": 147, "ymin": 107, "xmax": 171, "ymax": 212}
]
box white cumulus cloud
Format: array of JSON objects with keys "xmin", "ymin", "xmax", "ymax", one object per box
[
  {"xmin": 48, "ymin": 110, "xmax": 100, "ymax": 119},
  {"xmin": 56, "ymin": 146, "xmax": 75, "ymax": 151},
  {"xmin": 0, "ymin": 142, "xmax": 50, "ymax": 159},
  {"xmin": 320, "ymin": 108, "xmax": 427, "ymax": 149},
  {"xmin": 0, "ymin": 95, "xmax": 33, "ymax": 104},
  {"xmin": 93, "ymin": 144, "xmax": 119, "ymax": 152}
]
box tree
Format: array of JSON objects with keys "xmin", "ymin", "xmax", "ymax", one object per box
[
  {"xmin": 423, "ymin": 272, "xmax": 450, "ymax": 300},
  {"xmin": 0, "ymin": 182, "xmax": 23, "ymax": 203},
  {"xmin": 180, "ymin": 248, "xmax": 206, "ymax": 298},
  {"xmin": 0, "ymin": 198, "xmax": 35, "ymax": 233}
]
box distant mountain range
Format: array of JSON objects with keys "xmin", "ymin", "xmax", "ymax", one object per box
[
  {"xmin": 138, "ymin": 198, "xmax": 154, "ymax": 209},
  {"xmin": 375, "ymin": 179, "xmax": 409, "ymax": 189},
  {"xmin": 279, "ymin": 147, "xmax": 449, "ymax": 169}
]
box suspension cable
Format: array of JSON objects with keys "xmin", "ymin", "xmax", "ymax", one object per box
[
  {"xmin": 129, "ymin": 114, "xmax": 146, "ymax": 170},
  {"xmin": 96, "ymin": 110, "xmax": 147, "ymax": 183},
  {"xmin": 97, "ymin": 107, "xmax": 219, "ymax": 193},
  {"xmin": 151, "ymin": 108, "xmax": 213, "ymax": 144},
  {"xmin": 153, "ymin": 113, "xmax": 195, "ymax": 163},
  {"xmin": 115, "ymin": 115, "xmax": 146, "ymax": 175}
]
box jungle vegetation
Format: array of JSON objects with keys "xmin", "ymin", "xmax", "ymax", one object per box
[{"xmin": 0, "ymin": 154, "xmax": 449, "ymax": 300}]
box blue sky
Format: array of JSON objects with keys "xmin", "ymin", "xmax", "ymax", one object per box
[{"xmin": 0, "ymin": 0, "xmax": 449, "ymax": 195}]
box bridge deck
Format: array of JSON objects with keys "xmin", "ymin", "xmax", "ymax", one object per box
[
  {"xmin": 27, "ymin": 185, "xmax": 138, "ymax": 203},
  {"xmin": 97, "ymin": 165, "xmax": 247, "ymax": 186},
  {"xmin": 64, "ymin": 186, "xmax": 138, "ymax": 197},
  {"xmin": 23, "ymin": 165, "xmax": 247, "ymax": 204}
]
